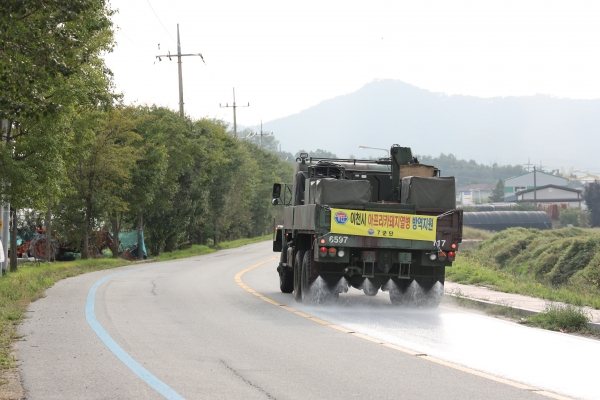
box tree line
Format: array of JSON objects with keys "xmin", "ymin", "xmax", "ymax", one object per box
[{"xmin": 0, "ymin": 1, "xmax": 292, "ymax": 270}]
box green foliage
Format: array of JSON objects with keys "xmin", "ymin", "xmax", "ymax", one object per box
[
  {"xmin": 0, "ymin": 0, "xmax": 115, "ymax": 121},
  {"xmin": 0, "ymin": 0, "xmax": 116, "ymax": 217},
  {"xmin": 448, "ymin": 227, "xmax": 600, "ymax": 309},
  {"xmin": 488, "ymin": 179, "xmax": 505, "ymax": 202},
  {"xmin": 296, "ymin": 149, "xmax": 338, "ymax": 158},
  {"xmin": 462, "ymin": 227, "xmax": 492, "ymax": 240},
  {"xmin": 558, "ymin": 207, "xmax": 589, "ymax": 228},
  {"xmin": 524, "ymin": 303, "xmax": 590, "ymax": 332},
  {"xmin": 572, "ymin": 252, "xmax": 600, "ymax": 290},
  {"xmin": 582, "ymin": 181, "xmax": 600, "ymax": 227},
  {"xmin": 416, "ymin": 153, "xmax": 526, "ymax": 187}
]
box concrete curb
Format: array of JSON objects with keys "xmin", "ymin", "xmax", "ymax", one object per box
[{"xmin": 444, "ymin": 293, "xmax": 600, "ymax": 333}]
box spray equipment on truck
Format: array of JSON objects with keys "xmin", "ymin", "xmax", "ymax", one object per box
[{"xmin": 271, "ymin": 144, "xmax": 462, "ymax": 306}]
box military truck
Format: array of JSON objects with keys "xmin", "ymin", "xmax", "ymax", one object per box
[{"xmin": 271, "ymin": 145, "xmax": 462, "ymax": 307}]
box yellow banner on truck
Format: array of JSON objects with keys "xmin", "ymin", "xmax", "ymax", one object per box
[{"xmin": 330, "ymin": 208, "xmax": 437, "ymax": 242}]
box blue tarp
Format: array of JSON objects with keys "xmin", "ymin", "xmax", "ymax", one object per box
[{"xmin": 113, "ymin": 230, "xmax": 147, "ymax": 258}]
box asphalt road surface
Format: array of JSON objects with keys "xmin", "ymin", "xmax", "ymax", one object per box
[{"xmin": 17, "ymin": 242, "xmax": 598, "ymax": 399}]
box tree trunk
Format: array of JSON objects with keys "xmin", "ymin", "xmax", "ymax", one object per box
[
  {"xmin": 137, "ymin": 210, "xmax": 144, "ymax": 259},
  {"xmin": 110, "ymin": 212, "xmax": 120, "ymax": 258},
  {"xmin": 9, "ymin": 206, "xmax": 17, "ymax": 272},
  {"xmin": 213, "ymin": 218, "xmax": 218, "ymax": 247},
  {"xmin": 45, "ymin": 203, "xmax": 52, "ymax": 262},
  {"xmin": 82, "ymin": 198, "xmax": 92, "ymax": 259}
]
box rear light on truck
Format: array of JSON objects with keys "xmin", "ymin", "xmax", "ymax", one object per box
[
  {"xmin": 328, "ymin": 247, "xmax": 337, "ymax": 257},
  {"xmin": 451, "ymin": 243, "xmax": 457, "ymax": 249},
  {"xmin": 320, "ymin": 238, "xmax": 326, "ymax": 244},
  {"xmin": 448, "ymin": 251, "xmax": 456, "ymax": 259},
  {"xmin": 338, "ymin": 250, "xmax": 345, "ymax": 257},
  {"xmin": 319, "ymin": 247, "xmax": 327, "ymax": 256},
  {"xmin": 438, "ymin": 251, "xmax": 447, "ymax": 261}
]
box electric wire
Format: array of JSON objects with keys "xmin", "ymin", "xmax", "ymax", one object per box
[{"xmin": 145, "ymin": 0, "xmax": 176, "ymax": 43}]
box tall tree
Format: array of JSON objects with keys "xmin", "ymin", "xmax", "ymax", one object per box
[
  {"xmin": 0, "ymin": 0, "xmax": 114, "ymax": 122},
  {"xmin": 583, "ymin": 181, "xmax": 600, "ymax": 227},
  {"xmin": 488, "ymin": 179, "xmax": 505, "ymax": 202},
  {"xmin": 0, "ymin": 0, "xmax": 115, "ymax": 268},
  {"xmin": 65, "ymin": 108, "xmax": 140, "ymax": 259}
]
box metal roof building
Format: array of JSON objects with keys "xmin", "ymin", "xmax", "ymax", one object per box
[{"xmin": 515, "ymin": 184, "xmax": 583, "ymax": 208}]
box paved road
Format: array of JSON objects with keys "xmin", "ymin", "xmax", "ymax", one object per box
[{"xmin": 17, "ymin": 242, "xmax": 596, "ymax": 399}]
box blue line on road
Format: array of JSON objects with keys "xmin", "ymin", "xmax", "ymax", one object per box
[{"xmin": 85, "ymin": 264, "xmax": 185, "ymax": 400}]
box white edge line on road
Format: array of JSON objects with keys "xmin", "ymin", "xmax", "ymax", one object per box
[
  {"xmin": 236, "ymin": 258, "xmax": 573, "ymax": 400},
  {"xmin": 85, "ymin": 264, "xmax": 185, "ymax": 400}
]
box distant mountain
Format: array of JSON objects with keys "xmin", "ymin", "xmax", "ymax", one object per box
[{"xmin": 259, "ymin": 80, "xmax": 600, "ymax": 169}]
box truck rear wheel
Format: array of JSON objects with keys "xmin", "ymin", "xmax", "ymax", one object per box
[
  {"xmin": 293, "ymin": 250, "xmax": 305, "ymax": 302},
  {"xmin": 279, "ymin": 265, "xmax": 294, "ymax": 293},
  {"xmin": 300, "ymin": 251, "xmax": 317, "ymax": 304},
  {"xmin": 301, "ymin": 252, "xmax": 340, "ymax": 304}
]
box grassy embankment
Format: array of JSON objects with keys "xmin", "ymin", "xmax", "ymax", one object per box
[
  {"xmin": 449, "ymin": 227, "xmax": 600, "ymax": 331},
  {"xmin": 0, "ymin": 235, "xmax": 270, "ymax": 370}
]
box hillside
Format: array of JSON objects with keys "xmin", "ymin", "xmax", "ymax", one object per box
[{"xmin": 259, "ymin": 80, "xmax": 600, "ymax": 169}]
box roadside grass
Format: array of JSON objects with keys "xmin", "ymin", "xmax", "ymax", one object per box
[
  {"xmin": 214, "ymin": 234, "xmax": 272, "ymax": 250},
  {"xmin": 446, "ymin": 289, "xmax": 595, "ymax": 335},
  {"xmin": 524, "ymin": 303, "xmax": 591, "ymax": 332},
  {"xmin": 448, "ymin": 227, "xmax": 600, "ymax": 310},
  {"xmin": 154, "ymin": 245, "xmax": 215, "ymax": 261},
  {"xmin": 0, "ymin": 235, "xmax": 271, "ymax": 370},
  {"xmin": 447, "ymin": 253, "xmax": 600, "ymax": 310},
  {"xmin": 153, "ymin": 235, "xmax": 271, "ymax": 262}
]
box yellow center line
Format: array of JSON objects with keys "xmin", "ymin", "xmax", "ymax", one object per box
[{"xmin": 236, "ymin": 257, "xmax": 573, "ymax": 400}]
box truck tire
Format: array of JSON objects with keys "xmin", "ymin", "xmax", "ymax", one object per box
[
  {"xmin": 301, "ymin": 252, "xmax": 340, "ymax": 304},
  {"xmin": 279, "ymin": 266, "xmax": 294, "ymax": 293},
  {"xmin": 300, "ymin": 251, "xmax": 316, "ymax": 304},
  {"xmin": 293, "ymin": 250, "xmax": 305, "ymax": 302}
]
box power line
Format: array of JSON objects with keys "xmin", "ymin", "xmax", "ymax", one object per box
[{"xmin": 145, "ymin": 0, "xmax": 176, "ymax": 43}]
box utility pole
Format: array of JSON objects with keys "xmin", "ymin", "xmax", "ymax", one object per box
[
  {"xmin": 220, "ymin": 88, "xmax": 249, "ymax": 138},
  {"xmin": 155, "ymin": 24, "xmax": 205, "ymax": 118},
  {"xmin": 246, "ymin": 120, "xmax": 273, "ymax": 148},
  {"xmin": 534, "ymin": 166, "xmax": 537, "ymax": 208},
  {"xmin": 0, "ymin": 120, "xmax": 9, "ymax": 276}
]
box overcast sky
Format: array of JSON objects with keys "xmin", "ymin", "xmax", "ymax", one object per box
[{"xmin": 104, "ymin": 0, "xmax": 600, "ymax": 133}]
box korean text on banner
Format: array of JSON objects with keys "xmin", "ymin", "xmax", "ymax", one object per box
[{"xmin": 330, "ymin": 208, "xmax": 436, "ymax": 242}]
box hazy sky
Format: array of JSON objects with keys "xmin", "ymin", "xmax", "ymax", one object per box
[{"xmin": 104, "ymin": 0, "xmax": 600, "ymax": 133}]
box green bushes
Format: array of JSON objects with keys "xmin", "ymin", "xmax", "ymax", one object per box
[
  {"xmin": 524, "ymin": 303, "xmax": 590, "ymax": 332},
  {"xmin": 462, "ymin": 227, "xmax": 493, "ymax": 240},
  {"xmin": 559, "ymin": 207, "xmax": 589, "ymax": 227}
]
